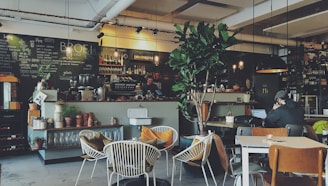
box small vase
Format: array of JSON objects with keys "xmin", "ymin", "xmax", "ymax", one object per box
[
  {"xmin": 83, "ymin": 113, "xmax": 89, "ymax": 126},
  {"xmin": 76, "ymin": 115, "xmax": 82, "ymax": 127}
]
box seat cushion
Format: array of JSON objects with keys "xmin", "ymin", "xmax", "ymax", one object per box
[
  {"xmin": 140, "ymin": 126, "xmax": 173, "ymax": 147},
  {"xmin": 81, "ymin": 132, "xmax": 112, "ymax": 151},
  {"xmin": 190, "ymin": 138, "xmax": 203, "ymax": 161}
]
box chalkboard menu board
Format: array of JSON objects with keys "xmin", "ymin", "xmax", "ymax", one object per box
[{"xmin": 0, "ymin": 33, "xmax": 99, "ymax": 90}]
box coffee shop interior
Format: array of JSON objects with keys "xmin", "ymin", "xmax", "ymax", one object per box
[{"xmin": 1, "ymin": 0, "xmax": 328, "ymax": 185}]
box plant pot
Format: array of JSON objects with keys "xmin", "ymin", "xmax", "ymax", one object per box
[
  {"xmin": 35, "ymin": 140, "xmax": 43, "ymax": 149},
  {"xmin": 76, "ymin": 115, "xmax": 82, "ymax": 127},
  {"xmin": 64, "ymin": 117, "xmax": 72, "ymax": 127},
  {"xmin": 226, "ymin": 116, "xmax": 234, "ymax": 123},
  {"xmin": 29, "ymin": 103, "xmax": 38, "ymax": 110}
]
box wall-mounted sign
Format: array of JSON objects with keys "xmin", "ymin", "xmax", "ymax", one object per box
[{"xmin": 0, "ymin": 33, "xmax": 99, "ymax": 90}]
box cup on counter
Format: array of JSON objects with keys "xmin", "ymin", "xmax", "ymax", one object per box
[
  {"xmin": 243, "ymin": 94, "xmax": 250, "ymax": 103},
  {"xmin": 323, "ymin": 109, "xmax": 328, "ymax": 115}
]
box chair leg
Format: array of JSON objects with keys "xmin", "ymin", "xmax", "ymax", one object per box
[
  {"xmin": 171, "ymin": 159, "xmax": 175, "ymax": 186},
  {"xmin": 106, "ymin": 159, "xmax": 110, "ymax": 186},
  {"xmin": 165, "ymin": 150, "xmax": 169, "ymax": 176},
  {"xmin": 145, "ymin": 173, "xmax": 150, "ymax": 186},
  {"xmin": 206, "ymin": 160, "xmax": 218, "ymax": 186},
  {"xmin": 222, "ymin": 172, "xmax": 228, "ymax": 186},
  {"xmin": 153, "ymin": 170, "xmax": 157, "ymax": 186},
  {"xmin": 233, "ymin": 175, "xmax": 240, "ymax": 186},
  {"xmin": 75, "ymin": 159, "xmax": 86, "ymax": 186},
  {"xmin": 108, "ymin": 172, "xmax": 114, "ymax": 186},
  {"xmin": 250, "ymin": 174, "xmax": 255, "ymax": 186},
  {"xmin": 179, "ymin": 161, "xmax": 183, "ymax": 181},
  {"xmin": 201, "ymin": 165, "xmax": 210, "ymax": 186},
  {"xmin": 91, "ymin": 159, "xmax": 98, "ymax": 178},
  {"xmin": 259, "ymin": 174, "xmax": 264, "ymax": 186}
]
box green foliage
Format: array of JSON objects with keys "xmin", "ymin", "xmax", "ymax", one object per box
[
  {"xmin": 62, "ymin": 105, "xmax": 79, "ymax": 118},
  {"xmin": 167, "ymin": 21, "xmax": 241, "ymax": 120},
  {"xmin": 38, "ymin": 62, "xmax": 52, "ymax": 80}
]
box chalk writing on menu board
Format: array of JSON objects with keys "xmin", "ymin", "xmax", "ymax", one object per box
[{"xmin": 0, "ymin": 33, "xmax": 99, "ymax": 84}]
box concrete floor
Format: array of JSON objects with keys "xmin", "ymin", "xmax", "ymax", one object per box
[{"xmin": 0, "ymin": 151, "xmax": 241, "ymax": 186}]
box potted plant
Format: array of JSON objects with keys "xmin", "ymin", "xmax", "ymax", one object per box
[
  {"xmin": 33, "ymin": 137, "xmax": 45, "ymax": 149},
  {"xmin": 167, "ymin": 21, "xmax": 240, "ymax": 134},
  {"xmin": 36, "ymin": 62, "xmax": 52, "ymax": 90},
  {"xmin": 28, "ymin": 96, "xmax": 38, "ymax": 110},
  {"xmin": 225, "ymin": 104, "xmax": 234, "ymax": 123},
  {"xmin": 62, "ymin": 105, "xmax": 79, "ymax": 127}
]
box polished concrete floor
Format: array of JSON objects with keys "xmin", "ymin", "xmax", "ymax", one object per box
[{"xmin": 0, "ymin": 151, "xmax": 240, "ymax": 186}]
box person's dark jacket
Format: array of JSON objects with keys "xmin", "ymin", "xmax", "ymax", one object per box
[
  {"xmin": 141, "ymin": 84, "xmax": 158, "ymax": 96},
  {"xmin": 265, "ymin": 99, "xmax": 305, "ymax": 128}
]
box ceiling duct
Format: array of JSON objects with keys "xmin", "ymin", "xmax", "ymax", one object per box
[{"xmin": 0, "ymin": 0, "xmax": 135, "ymax": 31}]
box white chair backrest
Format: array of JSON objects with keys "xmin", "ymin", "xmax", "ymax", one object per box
[
  {"xmin": 103, "ymin": 140, "xmax": 161, "ymax": 177},
  {"xmin": 236, "ymin": 127, "xmax": 252, "ymax": 136},
  {"xmin": 191, "ymin": 133, "xmax": 213, "ymax": 164},
  {"xmin": 79, "ymin": 130, "xmax": 106, "ymax": 158}
]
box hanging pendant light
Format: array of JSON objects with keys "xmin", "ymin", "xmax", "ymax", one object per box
[
  {"xmin": 256, "ymin": 55, "xmax": 288, "ymax": 73},
  {"xmin": 256, "ymin": 0, "xmax": 288, "ymax": 73},
  {"xmin": 65, "ymin": 0, "xmax": 72, "ymax": 59}
]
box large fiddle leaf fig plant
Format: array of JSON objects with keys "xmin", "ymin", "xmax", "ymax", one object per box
[{"xmin": 167, "ymin": 21, "xmax": 240, "ymax": 133}]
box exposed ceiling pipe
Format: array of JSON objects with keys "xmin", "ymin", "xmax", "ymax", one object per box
[
  {"xmin": 81, "ymin": 0, "xmax": 136, "ymax": 31},
  {"xmin": 0, "ymin": 0, "xmax": 135, "ymax": 31}
]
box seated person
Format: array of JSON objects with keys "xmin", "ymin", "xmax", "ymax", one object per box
[
  {"xmin": 141, "ymin": 75, "xmax": 159, "ymax": 96},
  {"xmin": 265, "ymin": 90, "xmax": 305, "ymax": 128}
]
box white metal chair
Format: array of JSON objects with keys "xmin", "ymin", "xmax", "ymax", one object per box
[
  {"xmin": 75, "ymin": 130, "xmax": 111, "ymax": 186},
  {"xmin": 151, "ymin": 126, "xmax": 178, "ymax": 176},
  {"xmin": 103, "ymin": 140, "xmax": 161, "ymax": 186},
  {"xmin": 171, "ymin": 132, "xmax": 217, "ymax": 186}
]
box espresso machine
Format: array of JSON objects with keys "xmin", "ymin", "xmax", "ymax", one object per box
[{"xmin": 78, "ymin": 74, "xmax": 94, "ymax": 101}]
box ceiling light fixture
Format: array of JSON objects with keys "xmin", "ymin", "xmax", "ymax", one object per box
[
  {"xmin": 114, "ymin": 24, "xmax": 118, "ymax": 58},
  {"xmin": 65, "ymin": 0, "xmax": 72, "ymax": 59},
  {"xmin": 256, "ymin": 0, "xmax": 288, "ymax": 73},
  {"xmin": 154, "ymin": 3, "xmax": 159, "ymax": 66},
  {"xmin": 153, "ymin": 28, "xmax": 158, "ymax": 35},
  {"xmin": 136, "ymin": 26, "xmax": 142, "ymax": 34},
  {"xmin": 97, "ymin": 32, "xmax": 104, "ymax": 39}
]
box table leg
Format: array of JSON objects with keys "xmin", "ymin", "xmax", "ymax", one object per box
[
  {"xmin": 241, "ymin": 147, "xmax": 250, "ymax": 186},
  {"xmin": 325, "ymin": 153, "xmax": 328, "ymax": 185}
]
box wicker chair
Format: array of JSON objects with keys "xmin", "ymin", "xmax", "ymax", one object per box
[
  {"xmin": 171, "ymin": 132, "xmax": 217, "ymax": 186},
  {"xmin": 151, "ymin": 126, "xmax": 178, "ymax": 176},
  {"xmin": 75, "ymin": 130, "xmax": 111, "ymax": 186}
]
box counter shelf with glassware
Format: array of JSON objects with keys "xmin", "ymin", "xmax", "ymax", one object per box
[{"xmin": 27, "ymin": 125, "xmax": 123, "ymax": 164}]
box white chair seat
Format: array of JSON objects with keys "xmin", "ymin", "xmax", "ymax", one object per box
[{"xmin": 103, "ymin": 140, "xmax": 161, "ymax": 186}]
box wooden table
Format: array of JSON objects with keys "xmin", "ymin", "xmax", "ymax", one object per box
[
  {"xmin": 207, "ymin": 121, "xmax": 240, "ymax": 128},
  {"xmin": 236, "ymin": 136, "xmax": 328, "ymax": 186}
]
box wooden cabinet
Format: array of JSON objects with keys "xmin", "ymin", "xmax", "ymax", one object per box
[{"xmin": 0, "ymin": 110, "xmax": 26, "ymax": 154}]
